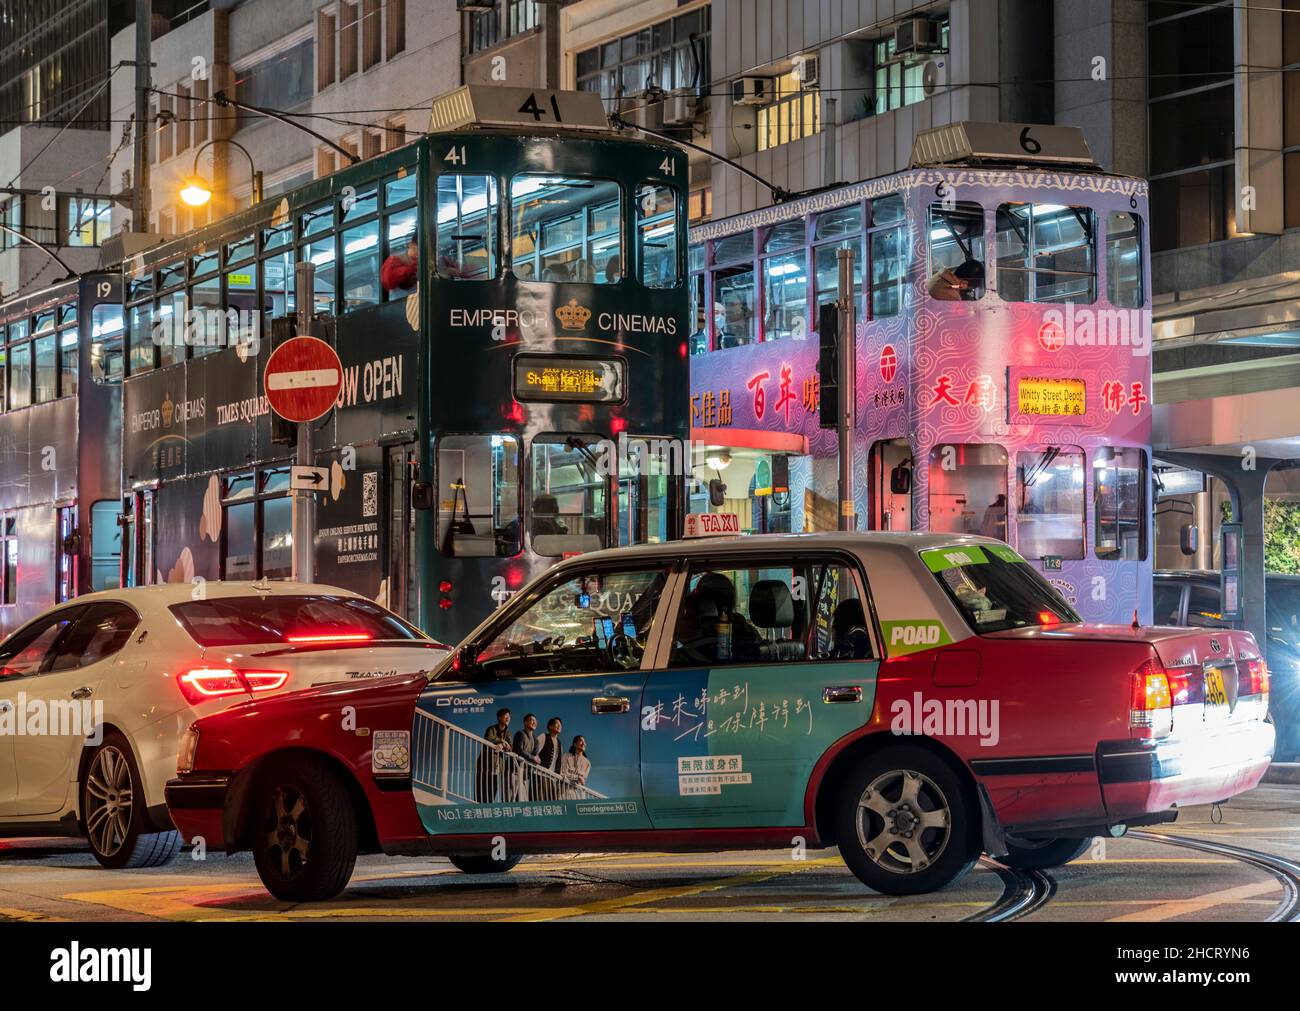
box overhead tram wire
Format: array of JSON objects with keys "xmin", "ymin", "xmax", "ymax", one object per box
[{"xmin": 4, "ymin": 64, "xmax": 125, "ymax": 190}]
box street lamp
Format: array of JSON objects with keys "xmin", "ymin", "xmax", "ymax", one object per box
[{"xmin": 179, "ymin": 138, "xmax": 264, "ymax": 209}]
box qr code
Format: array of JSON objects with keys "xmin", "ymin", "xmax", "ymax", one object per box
[{"xmin": 362, "ymin": 471, "xmax": 378, "ymax": 517}]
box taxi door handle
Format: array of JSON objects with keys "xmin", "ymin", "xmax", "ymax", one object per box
[
  {"xmin": 591, "ymin": 696, "xmax": 630, "ymax": 715},
  {"xmin": 823, "ymin": 686, "xmax": 862, "ymax": 704},
  {"xmin": 70, "ymin": 686, "xmax": 94, "ymax": 700}
]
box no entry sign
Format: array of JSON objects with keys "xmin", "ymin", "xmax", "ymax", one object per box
[{"xmin": 264, "ymin": 336, "xmax": 343, "ymax": 423}]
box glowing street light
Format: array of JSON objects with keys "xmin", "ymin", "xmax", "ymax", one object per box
[
  {"xmin": 179, "ymin": 177, "xmax": 213, "ymax": 207},
  {"xmin": 177, "ymin": 138, "xmax": 263, "ymax": 211}
]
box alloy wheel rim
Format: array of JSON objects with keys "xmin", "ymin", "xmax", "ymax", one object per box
[
  {"xmin": 264, "ymin": 784, "xmax": 312, "ymax": 881},
  {"xmin": 85, "ymin": 746, "xmax": 133, "ymax": 858},
  {"xmin": 854, "ymin": 769, "xmax": 952, "ymax": 875}
]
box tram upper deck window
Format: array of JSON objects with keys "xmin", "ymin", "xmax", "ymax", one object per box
[
  {"xmin": 927, "ymin": 201, "xmax": 985, "ymax": 301},
  {"xmin": 436, "ymin": 174, "xmax": 498, "ymax": 280},
  {"xmin": 870, "ymin": 194, "xmax": 906, "ymax": 317},
  {"xmin": 636, "ymin": 183, "xmax": 679, "ymax": 288},
  {"xmin": 1016, "ymin": 447, "xmax": 1085, "ymax": 560},
  {"xmin": 764, "ymin": 221, "xmax": 809, "ymax": 341},
  {"xmin": 90, "ymin": 304, "xmax": 125, "ymax": 384},
  {"xmin": 510, "ymin": 175, "xmax": 622, "ymax": 284},
  {"xmin": 530, "ymin": 436, "xmax": 608, "ymax": 557},
  {"xmin": 928, "ymin": 443, "xmax": 1008, "ymax": 538},
  {"xmin": 995, "ymin": 203, "xmax": 1095, "ymax": 304},
  {"xmin": 1094, "ymin": 447, "xmax": 1147, "ymax": 561},
  {"xmin": 437, "ymin": 434, "xmax": 521, "ymax": 558},
  {"xmin": 712, "ymin": 231, "xmax": 756, "ymax": 348},
  {"xmin": 814, "ymin": 206, "xmax": 863, "ymax": 318},
  {"xmin": 1106, "ymin": 211, "xmax": 1143, "ymax": 308}
]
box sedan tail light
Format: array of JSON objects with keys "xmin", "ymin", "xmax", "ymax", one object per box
[
  {"xmin": 1238, "ymin": 657, "xmax": 1270, "ymax": 699},
  {"xmin": 1130, "ymin": 658, "xmax": 1173, "ymax": 735},
  {"xmin": 177, "ymin": 667, "xmax": 290, "ymax": 705}
]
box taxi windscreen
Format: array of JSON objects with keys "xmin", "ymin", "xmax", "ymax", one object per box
[
  {"xmin": 922, "ymin": 545, "xmax": 1080, "ymax": 633},
  {"xmin": 170, "ymin": 595, "xmax": 425, "ymax": 647}
]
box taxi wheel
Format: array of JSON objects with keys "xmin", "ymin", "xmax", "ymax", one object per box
[
  {"xmin": 1000, "ymin": 836, "xmax": 1093, "ymax": 870},
  {"xmin": 251, "ymin": 758, "xmax": 357, "ymax": 902},
  {"xmin": 81, "ymin": 734, "xmax": 181, "ymax": 869},
  {"xmin": 447, "ymin": 854, "xmax": 523, "ymax": 875},
  {"xmin": 835, "ymin": 747, "xmax": 978, "ymax": 895}
]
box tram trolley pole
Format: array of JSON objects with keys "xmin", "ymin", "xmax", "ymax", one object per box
[
  {"xmin": 293, "ymin": 261, "xmax": 317, "ymax": 583},
  {"xmin": 836, "ymin": 246, "xmax": 857, "ymax": 531}
]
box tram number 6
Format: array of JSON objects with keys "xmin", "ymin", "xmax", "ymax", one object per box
[
  {"xmin": 1019, "ymin": 126, "xmax": 1042, "ymax": 155},
  {"xmin": 518, "ymin": 92, "xmax": 564, "ymax": 123},
  {"xmin": 444, "ymin": 145, "xmax": 468, "ymax": 166}
]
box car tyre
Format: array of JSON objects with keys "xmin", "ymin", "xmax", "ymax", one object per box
[
  {"xmin": 835, "ymin": 746, "xmax": 978, "ymax": 895},
  {"xmin": 251, "ymin": 757, "xmax": 357, "ymax": 902},
  {"xmin": 81, "ymin": 733, "xmax": 181, "ymax": 869},
  {"xmin": 999, "ymin": 835, "xmax": 1093, "ymax": 870},
  {"xmin": 447, "ymin": 854, "xmax": 523, "ymax": 875}
]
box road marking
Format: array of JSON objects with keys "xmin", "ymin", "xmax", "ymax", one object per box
[
  {"xmin": 1106, "ymin": 880, "xmax": 1279, "ymax": 922},
  {"xmin": 0, "ymin": 906, "xmax": 69, "ymax": 922}
]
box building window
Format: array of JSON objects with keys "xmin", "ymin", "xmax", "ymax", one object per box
[
  {"xmin": 362, "ymin": 128, "xmax": 382, "ymax": 160},
  {"xmin": 757, "ymin": 71, "xmax": 820, "ymax": 151},
  {"xmin": 193, "ymin": 77, "xmax": 209, "ymax": 145},
  {"xmin": 575, "ymin": 7, "xmax": 711, "ymax": 100},
  {"xmin": 237, "ymin": 38, "xmax": 316, "ymax": 114},
  {"xmin": 384, "ymin": 117, "xmax": 407, "ymax": 150},
  {"xmin": 385, "ymin": 0, "xmax": 406, "ymax": 58},
  {"xmin": 0, "ymin": 198, "xmax": 20, "ymax": 251},
  {"xmin": 1147, "ymin": 2, "xmax": 1234, "ymax": 251},
  {"xmin": 507, "ymin": 0, "xmax": 537, "ymax": 38},
  {"xmin": 318, "ymin": 9, "xmax": 337, "ymax": 91},
  {"xmin": 465, "ymin": 2, "xmax": 501, "ymax": 56},
  {"xmin": 65, "ymin": 197, "xmax": 112, "ymax": 246},
  {"xmin": 362, "ymin": 0, "xmax": 382, "ymax": 71},
  {"xmin": 687, "ymin": 186, "xmax": 712, "ymax": 224},
  {"xmin": 995, "ymin": 203, "xmax": 1096, "ymax": 304},
  {"xmin": 872, "ymin": 19, "xmax": 949, "ymax": 115},
  {"xmin": 316, "ymin": 147, "xmax": 336, "ymax": 179},
  {"xmin": 340, "ymin": 3, "xmax": 359, "ymax": 81}
]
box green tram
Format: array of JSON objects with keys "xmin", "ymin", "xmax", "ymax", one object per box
[{"xmin": 112, "ymin": 87, "xmax": 689, "ymax": 641}]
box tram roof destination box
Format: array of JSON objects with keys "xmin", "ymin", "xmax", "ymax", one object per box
[{"xmin": 430, "ymin": 86, "xmax": 611, "ymax": 135}]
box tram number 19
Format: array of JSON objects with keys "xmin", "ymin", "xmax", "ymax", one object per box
[{"xmin": 96, "ymin": 281, "xmax": 113, "ymax": 299}]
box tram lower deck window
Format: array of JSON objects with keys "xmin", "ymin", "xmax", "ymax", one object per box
[
  {"xmin": 530, "ymin": 436, "xmax": 608, "ymax": 557},
  {"xmin": 1094, "ymin": 447, "xmax": 1147, "ymax": 561},
  {"xmin": 928, "ymin": 443, "xmax": 1008, "ymax": 539},
  {"xmin": 511, "ymin": 175, "xmax": 622, "ymax": 284},
  {"xmin": 437, "ymin": 435, "xmax": 521, "ymax": 557},
  {"xmin": 1017, "ymin": 447, "xmax": 1085, "ymax": 560}
]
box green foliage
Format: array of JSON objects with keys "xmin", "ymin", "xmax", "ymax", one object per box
[{"xmin": 1264, "ymin": 498, "xmax": 1300, "ymax": 575}]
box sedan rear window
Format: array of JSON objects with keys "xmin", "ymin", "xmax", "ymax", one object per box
[
  {"xmin": 922, "ymin": 544, "xmax": 1080, "ymax": 633},
  {"xmin": 170, "ymin": 595, "xmax": 425, "ymax": 647}
]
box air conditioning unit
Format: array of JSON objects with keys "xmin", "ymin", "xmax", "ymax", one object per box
[
  {"xmin": 793, "ymin": 54, "xmax": 819, "ymax": 89},
  {"xmin": 663, "ymin": 92, "xmax": 700, "ymax": 125},
  {"xmin": 893, "ymin": 18, "xmax": 943, "ymax": 54},
  {"xmin": 731, "ymin": 76, "xmax": 775, "ymax": 106},
  {"xmin": 632, "ymin": 99, "xmax": 663, "ymax": 131},
  {"xmin": 921, "ymin": 57, "xmax": 947, "ymax": 99}
]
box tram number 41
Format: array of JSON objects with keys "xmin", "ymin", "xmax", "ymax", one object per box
[{"xmin": 518, "ymin": 92, "xmax": 565, "ymax": 122}]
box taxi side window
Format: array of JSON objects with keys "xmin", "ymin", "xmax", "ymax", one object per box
[
  {"xmin": 474, "ymin": 567, "xmax": 671, "ymax": 679},
  {"xmin": 670, "ymin": 558, "xmax": 873, "ymax": 667}
]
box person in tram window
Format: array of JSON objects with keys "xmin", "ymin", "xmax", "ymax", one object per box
[
  {"xmin": 542, "ymin": 262, "xmax": 571, "ymax": 282},
  {"xmin": 927, "ymin": 258, "xmax": 984, "ymax": 301},
  {"xmin": 980, "ymin": 493, "xmax": 1008, "ymax": 541},
  {"xmin": 559, "ymin": 736, "xmax": 591, "ymax": 799},
  {"xmin": 382, "ymin": 234, "xmax": 420, "ymax": 292},
  {"xmin": 604, "ymin": 254, "xmax": 622, "ymax": 283},
  {"xmin": 531, "ymin": 495, "xmax": 568, "ymax": 537}
]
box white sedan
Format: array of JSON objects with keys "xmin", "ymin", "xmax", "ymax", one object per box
[{"xmin": 0, "ymin": 581, "xmax": 449, "ymax": 868}]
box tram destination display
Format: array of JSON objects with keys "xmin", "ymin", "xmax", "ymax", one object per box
[
  {"xmin": 1017, "ymin": 376, "xmax": 1086, "ymax": 416},
  {"xmin": 512, "ymin": 353, "xmax": 626, "ymax": 404}
]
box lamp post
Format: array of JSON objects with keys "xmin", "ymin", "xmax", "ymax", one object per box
[{"xmin": 179, "ymin": 137, "xmax": 264, "ymax": 210}]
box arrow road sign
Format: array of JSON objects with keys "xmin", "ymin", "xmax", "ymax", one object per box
[{"xmin": 290, "ymin": 465, "xmax": 329, "ymax": 492}]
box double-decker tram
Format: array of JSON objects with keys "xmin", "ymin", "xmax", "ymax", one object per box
[
  {"xmin": 687, "ymin": 122, "xmax": 1152, "ymax": 622},
  {"xmin": 0, "ymin": 273, "xmax": 125, "ymax": 633},
  {"xmin": 115, "ymin": 86, "xmax": 688, "ymax": 641}
]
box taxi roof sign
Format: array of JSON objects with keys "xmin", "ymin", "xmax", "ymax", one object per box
[
  {"xmin": 429, "ymin": 86, "xmax": 610, "ymax": 134},
  {"xmin": 685, "ymin": 513, "xmax": 741, "ymax": 538}
]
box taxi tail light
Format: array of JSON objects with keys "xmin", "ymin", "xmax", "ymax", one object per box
[
  {"xmin": 1238, "ymin": 658, "xmax": 1269, "ymax": 699},
  {"xmin": 1130, "ymin": 658, "xmax": 1173, "ymax": 733},
  {"xmin": 177, "ymin": 667, "xmax": 290, "ymax": 705}
]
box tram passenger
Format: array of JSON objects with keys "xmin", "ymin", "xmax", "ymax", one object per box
[
  {"xmin": 979, "ymin": 493, "xmax": 1008, "ymax": 541},
  {"xmin": 604, "ymin": 255, "xmax": 622, "ymax": 283},
  {"xmin": 382, "ymin": 235, "xmax": 420, "ymax": 292},
  {"xmin": 542, "ymin": 262, "xmax": 571, "ymax": 282},
  {"xmin": 531, "ymin": 495, "xmax": 568, "ymax": 537},
  {"xmin": 926, "ymin": 258, "xmax": 984, "ymax": 301}
]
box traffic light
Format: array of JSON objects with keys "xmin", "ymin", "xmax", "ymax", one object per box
[{"xmin": 817, "ymin": 302, "xmax": 838, "ymax": 430}]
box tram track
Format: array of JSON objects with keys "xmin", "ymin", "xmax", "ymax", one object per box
[
  {"xmin": 966, "ymin": 857, "xmax": 1056, "ymax": 922},
  {"xmin": 1130, "ymin": 830, "xmax": 1300, "ymax": 922}
]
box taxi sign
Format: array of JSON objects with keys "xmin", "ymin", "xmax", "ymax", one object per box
[{"xmin": 685, "ymin": 512, "xmax": 740, "ymax": 538}]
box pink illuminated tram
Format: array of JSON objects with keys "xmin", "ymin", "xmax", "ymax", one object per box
[{"xmin": 686, "ymin": 122, "xmax": 1152, "ymax": 623}]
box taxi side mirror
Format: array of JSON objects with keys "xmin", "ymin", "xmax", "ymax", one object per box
[{"xmin": 1180, "ymin": 523, "xmax": 1199, "ymax": 556}]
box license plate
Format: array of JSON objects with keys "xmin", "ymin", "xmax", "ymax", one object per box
[{"xmin": 1205, "ymin": 669, "xmax": 1229, "ymax": 711}]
